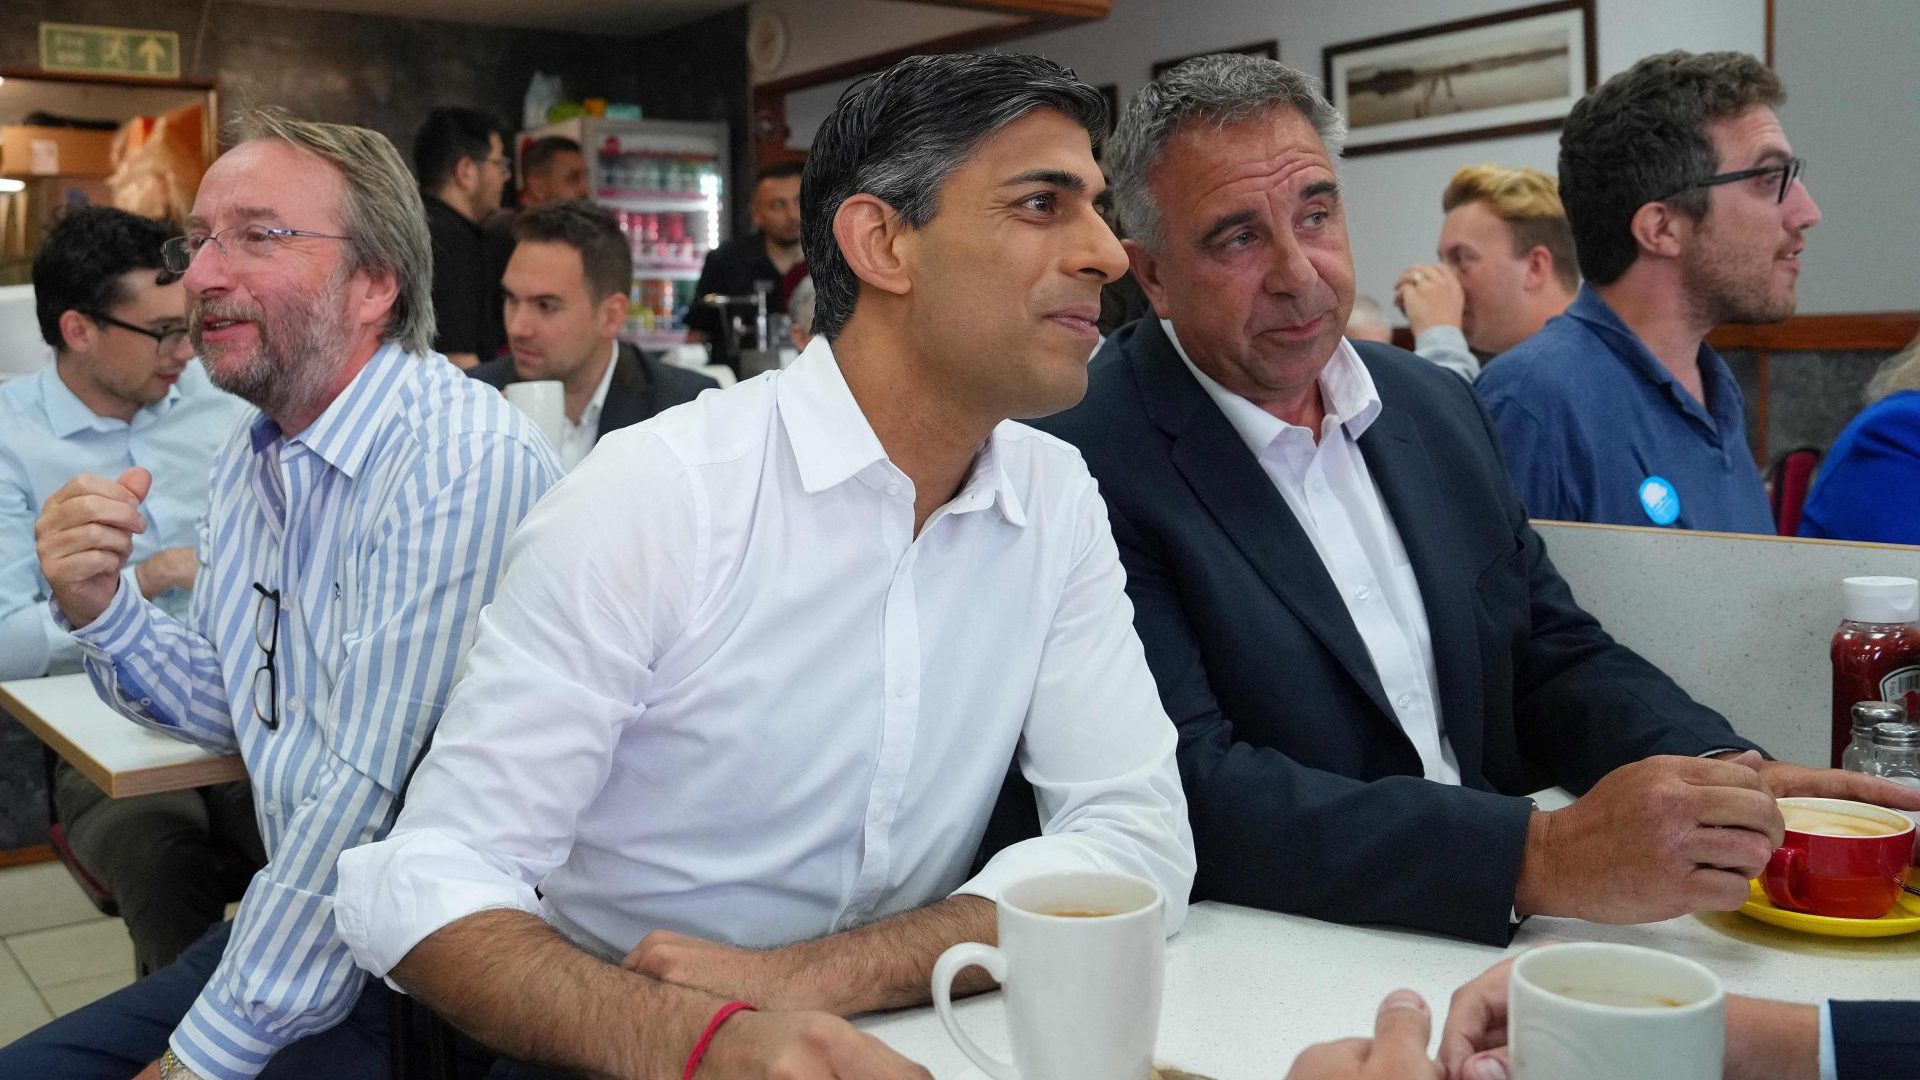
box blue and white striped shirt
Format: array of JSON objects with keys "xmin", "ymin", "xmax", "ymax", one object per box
[{"xmin": 65, "ymin": 343, "xmax": 559, "ymax": 1080}]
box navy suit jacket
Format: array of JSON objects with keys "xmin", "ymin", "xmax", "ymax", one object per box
[
  {"xmin": 1030, "ymin": 319, "xmax": 1758, "ymax": 943},
  {"xmin": 470, "ymin": 342, "xmax": 716, "ymax": 442},
  {"xmin": 1832, "ymin": 1000, "xmax": 1918, "ymax": 1077}
]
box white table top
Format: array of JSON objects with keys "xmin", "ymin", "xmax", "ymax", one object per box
[
  {"xmin": 0, "ymin": 673, "xmax": 245, "ymax": 798},
  {"xmin": 860, "ymin": 898, "xmax": 1920, "ymax": 1078}
]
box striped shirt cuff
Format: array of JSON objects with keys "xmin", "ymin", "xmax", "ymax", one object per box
[
  {"xmin": 170, "ymin": 997, "xmax": 281, "ymax": 1080},
  {"xmin": 57, "ymin": 570, "xmax": 150, "ymax": 656}
]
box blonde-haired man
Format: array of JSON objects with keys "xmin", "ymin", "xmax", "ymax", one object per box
[{"xmin": 1394, "ymin": 164, "xmax": 1578, "ymax": 380}]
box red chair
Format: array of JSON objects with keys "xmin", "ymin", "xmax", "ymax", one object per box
[{"xmin": 1768, "ymin": 446, "xmax": 1821, "ymax": 537}]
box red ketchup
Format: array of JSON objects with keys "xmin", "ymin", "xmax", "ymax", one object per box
[{"xmin": 1830, "ymin": 576, "xmax": 1920, "ymax": 767}]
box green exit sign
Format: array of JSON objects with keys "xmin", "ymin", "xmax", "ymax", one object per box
[{"xmin": 39, "ymin": 22, "xmax": 181, "ymax": 80}]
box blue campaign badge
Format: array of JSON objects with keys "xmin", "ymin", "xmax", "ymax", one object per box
[{"xmin": 1638, "ymin": 475, "xmax": 1681, "ymax": 526}]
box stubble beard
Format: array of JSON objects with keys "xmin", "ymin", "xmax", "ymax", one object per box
[
  {"xmin": 194, "ymin": 266, "xmax": 356, "ymax": 422},
  {"xmin": 1681, "ymin": 229, "xmax": 1796, "ymax": 327}
]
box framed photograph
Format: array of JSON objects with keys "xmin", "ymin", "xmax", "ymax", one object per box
[
  {"xmin": 1323, "ymin": 0, "xmax": 1595, "ymax": 157},
  {"xmin": 1152, "ymin": 41, "xmax": 1278, "ymax": 79}
]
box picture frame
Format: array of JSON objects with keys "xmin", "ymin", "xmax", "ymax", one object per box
[
  {"xmin": 1152, "ymin": 41, "xmax": 1278, "ymax": 79},
  {"xmin": 1323, "ymin": 0, "xmax": 1596, "ymax": 157}
]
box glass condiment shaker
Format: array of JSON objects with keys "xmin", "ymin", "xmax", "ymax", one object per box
[
  {"xmin": 1869, "ymin": 721, "xmax": 1920, "ymax": 787},
  {"xmin": 1845, "ymin": 701, "xmax": 1906, "ymax": 773}
]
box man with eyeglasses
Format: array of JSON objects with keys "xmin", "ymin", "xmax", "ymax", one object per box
[
  {"xmin": 1476, "ymin": 51, "xmax": 1819, "ymax": 532},
  {"xmin": 2, "ymin": 109, "xmax": 560, "ymax": 1080},
  {"xmin": 414, "ymin": 106, "xmax": 513, "ymax": 370},
  {"xmin": 0, "ymin": 205, "xmax": 262, "ymax": 978}
]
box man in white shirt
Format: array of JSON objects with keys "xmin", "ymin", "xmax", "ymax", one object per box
[
  {"xmin": 470, "ymin": 199, "xmax": 716, "ymax": 470},
  {"xmin": 336, "ymin": 51, "xmax": 1193, "ymax": 1079},
  {"xmin": 1035, "ymin": 52, "xmax": 1917, "ymax": 947}
]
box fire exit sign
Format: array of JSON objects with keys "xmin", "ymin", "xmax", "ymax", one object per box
[{"xmin": 40, "ymin": 22, "xmax": 182, "ymax": 80}]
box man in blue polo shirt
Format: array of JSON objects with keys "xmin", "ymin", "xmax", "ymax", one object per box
[{"xmin": 1477, "ymin": 51, "xmax": 1819, "ymax": 532}]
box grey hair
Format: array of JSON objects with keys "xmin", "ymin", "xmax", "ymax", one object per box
[
  {"xmin": 1108, "ymin": 52, "xmax": 1347, "ymax": 250},
  {"xmin": 231, "ymin": 107, "xmax": 436, "ymax": 354},
  {"xmin": 1866, "ymin": 335, "xmax": 1920, "ymax": 404}
]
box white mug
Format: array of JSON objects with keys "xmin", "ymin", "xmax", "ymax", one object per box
[
  {"xmin": 1509, "ymin": 943, "xmax": 1725, "ymax": 1080},
  {"xmin": 932, "ymin": 872, "xmax": 1163, "ymax": 1080},
  {"xmin": 503, "ymin": 380, "xmax": 567, "ymax": 451}
]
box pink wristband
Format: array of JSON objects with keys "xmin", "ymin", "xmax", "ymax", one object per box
[{"xmin": 682, "ymin": 1000, "xmax": 757, "ymax": 1080}]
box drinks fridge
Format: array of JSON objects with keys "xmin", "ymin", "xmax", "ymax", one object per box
[{"xmin": 517, "ymin": 117, "xmax": 730, "ymax": 352}]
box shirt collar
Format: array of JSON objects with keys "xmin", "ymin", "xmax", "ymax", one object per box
[
  {"xmin": 1160, "ymin": 318, "xmax": 1382, "ymax": 455},
  {"xmin": 775, "ymin": 336, "xmax": 1027, "ymax": 528},
  {"xmin": 1563, "ymin": 284, "xmax": 1734, "ymax": 427},
  {"xmin": 252, "ymin": 342, "xmax": 413, "ymax": 478},
  {"xmin": 577, "ymin": 341, "xmax": 619, "ymax": 430},
  {"xmin": 39, "ymin": 361, "xmax": 181, "ymax": 438}
]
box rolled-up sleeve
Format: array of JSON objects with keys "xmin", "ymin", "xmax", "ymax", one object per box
[
  {"xmin": 337, "ymin": 433, "xmax": 698, "ymax": 975},
  {"xmin": 955, "ymin": 472, "xmax": 1195, "ymax": 935}
]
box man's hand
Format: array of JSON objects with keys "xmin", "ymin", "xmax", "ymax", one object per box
[
  {"xmin": 133, "ymin": 1061, "xmax": 161, "ymax": 1080},
  {"xmin": 1285, "ymin": 989, "xmax": 1441, "ymax": 1080},
  {"xmin": 135, "ymin": 546, "xmax": 199, "ymax": 599},
  {"xmin": 703, "ymin": 1010, "xmax": 933, "ymax": 1080},
  {"xmin": 1438, "ymin": 956, "xmax": 1514, "ymax": 1080},
  {"xmin": 1724, "ymin": 751, "xmax": 1920, "ymax": 813},
  {"xmin": 1514, "ymin": 755, "xmax": 1782, "ymax": 922},
  {"xmin": 35, "ymin": 467, "xmax": 152, "ymax": 629},
  {"xmin": 624, "ymin": 930, "xmax": 819, "ymax": 1011},
  {"xmin": 1393, "ymin": 264, "xmax": 1466, "ymax": 337}
]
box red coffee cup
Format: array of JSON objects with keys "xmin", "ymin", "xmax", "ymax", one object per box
[{"xmin": 1762, "ymin": 797, "xmax": 1916, "ymax": 919}]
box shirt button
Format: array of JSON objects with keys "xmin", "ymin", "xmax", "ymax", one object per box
[
  {"xmin": 885, "ymin": 483, "xmax": 901, "ymax": 497},
  {"xmin": 1396, "ymin": 692, "xmax": 1413, "ymax": 709},
  {"xmin": 263, "ymin": 802, "xmax": 279, "ymax": 817},
  {"xmin": 1354, "ymin": 586, "xmax": 1372, "ymax": 602},
  {"xmin": 288, "ymin": 699, "xmax": 303, "ymax": 716}
]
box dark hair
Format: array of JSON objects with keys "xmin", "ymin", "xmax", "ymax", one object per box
[
  {"xmin": 513, "ymin": 199, "xmax": 633, "ymax": 300},
  {"xmin": 522, "ymin": 135, "xmax": 583, "ymax": 177},
  {"xmin": 33, "ymin": 206, "xmax": 180, "ymax": 352},
  {"xmin": 754, "ymin": 160, "xmax": 805, "ymax": 187},
  {"xmin": 413, "ymin": 106, "xmax": 507, "ymax": 191},
  {"xmin": 801, "ymin": 52, "xmax": 1107, "ymax": 341},
  {"xmin": 1558, "ymin": 50, "xmax": 1784, "ymax": 285}
]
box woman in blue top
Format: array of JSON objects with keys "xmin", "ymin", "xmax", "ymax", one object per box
[{"xmin": 1799, "ymin": 339, "xmax": 1920, "ymax": 545}]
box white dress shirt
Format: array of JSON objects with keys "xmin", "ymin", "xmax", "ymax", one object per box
[
  {"xmin": 554, "ymin": 341, "xmax": 619, "ymax": 471},
  {"xmin": 336, "ymin": 337, "xmax": 1193, "ymax": 973},
  {"xmin": 1164, "ymin": 320, "xmax": 1461, "ymax": 784}
]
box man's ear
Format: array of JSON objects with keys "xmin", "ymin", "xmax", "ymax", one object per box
[
  {"xmin": 57, "ymin": 309, "xmax": 99, "ymax": 354},
  {"xmin": 598, "ymin": 289, "xmax": 630, "ymax": 339},
  {"xmin": 453, "ymin": 155, "xmax": 480, "ymax": 194},
  {"xmin": 831, "ymin": 194, "xmax": 913, "ymax": 300},
  {"xmin": 1125, "ymin": 238, "xmax": 1171, "ymax": 319},
  {"xmin": 351, "ymin": 267, "xmax": 402, "ymax": 334},
  {"xmin": 1628, "ymin": 200, "xmax": 1690, "ymax": 263},
  {"xmin": 1522, "ymin": 245, "xmax": 1555, "ymax": 292}
]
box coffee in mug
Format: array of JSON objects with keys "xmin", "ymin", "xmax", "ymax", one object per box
[
  {"xmin": 1764, "ymin": 797, "xmax": 1916, "ymax": 919},
  {"xmin": 1779, "ymin": 804, "xmax": 1906, "ymax": 837},
  {"xmin": 932, "ymin": 872, "xmax": 1164, "ymax": 1080}
]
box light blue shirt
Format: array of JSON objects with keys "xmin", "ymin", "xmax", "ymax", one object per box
[
  {"xmin": 0, "ymin": 360, "xmax": 247, "ymax": 680},
  {"xmin": 63, "ymin": 344, "xmax": 559, "ymax": 1080}
]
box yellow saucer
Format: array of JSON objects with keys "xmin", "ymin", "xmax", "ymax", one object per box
[{"xmin": 1738, "ymin": 870, "xmax": 1920, "ymax": 938}]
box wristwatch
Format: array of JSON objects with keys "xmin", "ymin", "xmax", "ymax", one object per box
[{"xmin": 159, "ymin": 1049, "xmax": 204, "ymax": 1080}]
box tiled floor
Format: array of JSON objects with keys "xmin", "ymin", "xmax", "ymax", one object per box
[{"xmin": 0, "ymin": 861, "xmax": 135, "ymax": 1044}]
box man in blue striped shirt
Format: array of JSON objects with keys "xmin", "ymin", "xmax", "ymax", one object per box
[{"xmin": 0, "ymin": 110, "xmax": 559, "ymax": 1080}]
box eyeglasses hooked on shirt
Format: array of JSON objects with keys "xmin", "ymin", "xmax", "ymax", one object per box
[{"xmin": 162, "ymin": 224, "xmax": 353, "ymax": 273}]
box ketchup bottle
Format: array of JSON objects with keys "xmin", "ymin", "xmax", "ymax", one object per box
[{"xmin": 1830, "ymin": 576, "xmax": 1920, "ymax": 767}]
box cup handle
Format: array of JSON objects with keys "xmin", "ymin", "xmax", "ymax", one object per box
[
  {"xmin": 1764, "ymin": 846, "xmax": 1809, "ymax": 911},
  {"xmin": 932, "ymin": 942, "xmax": 1016, "ymax": 1080}
]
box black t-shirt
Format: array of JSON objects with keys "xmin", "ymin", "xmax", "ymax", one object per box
[
  {"xmin": 424, "ymin": 195, "xmax": 510, "ymax": 363},
  {"xmin": 684, "ymin": 231, "xmax": 788, "ymax": 341}
]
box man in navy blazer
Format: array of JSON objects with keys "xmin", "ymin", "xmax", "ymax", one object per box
[{"xmin": 1032, "ymin": 54, "xmax": 1919, "ymax": 945}]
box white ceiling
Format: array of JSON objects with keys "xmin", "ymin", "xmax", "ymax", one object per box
[{"xmin": 241, "ymin": 0, "xmax": 743, "ymax": 36}]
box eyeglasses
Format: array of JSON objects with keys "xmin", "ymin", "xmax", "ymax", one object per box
[
  {"xmin": 90, "ymin": 312, "xmax": 190, "ymax": 357},
  {"xmin": 251, "ymin": 582, "xmax": 282, "ymax": 732},
  {"xmin": 1661, "ymin": 156, "xmax": 1807, "ymax": 206},
  {"xmin": 161, "ymin": 223, "xmax": 351, "ymax": 274}
]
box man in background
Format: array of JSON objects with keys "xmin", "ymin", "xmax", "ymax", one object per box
[
  {"xmin": 0, "ymin": 206, "xmax": 260, "ymax": 977},
  {"xmin": 472, "ymin": 200, "xmax": 716, "ymax": 470},
  {"xmin": 515, "ymin": 135, "xmax": 589, "ymax": 210},
  {"xmin": 1344, "ymin": 296, "xmax": 1393, "ymax": 344},
  {"xmin": 1393, "ymin": 164, "xmax": 1577, "ymax": 382},
  {"xmin": 685, "ymin": 160, "xmax": 805, "ymax": 351},
  {"xmin": 1477, "ymin": 52, "xmax": 1817, "ymax": 531},
  {"xmin": 415, "ymin": 106, "xmax": 512, "ymax": 369}
]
